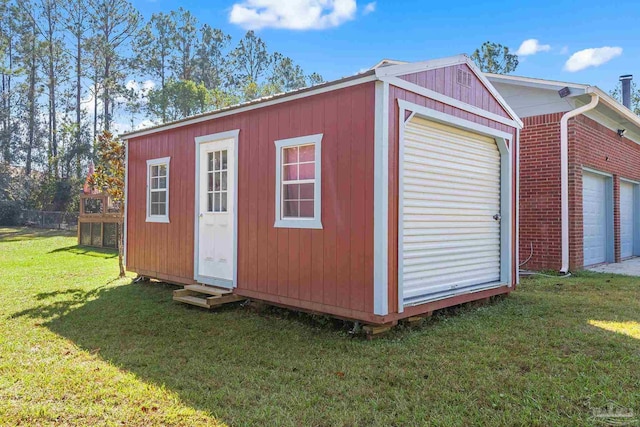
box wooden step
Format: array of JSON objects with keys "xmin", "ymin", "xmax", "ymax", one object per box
[
  {"xmin": 173, "ymin": 287, "xmax": 245, "ymax": 309},
  {"xmin": 173, "ymin": 295, "xmax": 210, "ymax": 308},
  {"xmin": 207, "ymin": 294, "xmax": 244, "ymax": 307},
  {"xmin": 184, "ymin": 284, "xmax": 232, "ymax": 296}
]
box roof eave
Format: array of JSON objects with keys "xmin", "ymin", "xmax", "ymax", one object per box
[{"xmin": 121, "ymin": 70, "xmax": 377, "ymax": 140}]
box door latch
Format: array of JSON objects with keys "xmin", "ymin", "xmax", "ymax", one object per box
[{"xmin": 493, "ymin": 213, "xmax": 501, "ymax": 221}]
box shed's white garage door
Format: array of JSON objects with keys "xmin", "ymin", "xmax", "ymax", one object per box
[
  {"xmin": 620, "ymin": 181, "xmax": 635, "ymax": 259},
  {"xmin": 583, "ymin": 171, "xmax": 609, "ymax": 266},
  {"xmin": 401, "ymin": 117, "xmax": 502, "ymax": 305}
]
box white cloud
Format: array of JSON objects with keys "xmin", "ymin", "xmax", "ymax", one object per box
[
  {"xmin": 363, "ymin": 1, "xmax": 375, "ymax": 14},
  {"xmin": 515, "ymin": 39, "xmax": 551, "ymax": 56},
  {"xmin": 564, "ymin": 46, "xmax": 623, "ymax": 72},
  {"xmin": 229, "ymin": 0, "xmax": 357, "ymax": 30}
]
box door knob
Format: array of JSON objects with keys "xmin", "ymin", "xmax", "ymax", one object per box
[
  {"xmin": 493, "ymin": 213, "xmax": 501, "ymax": 221},
  {"xmin": 199, "ymin": 213, "xmax": 204, "ymax": 218}
]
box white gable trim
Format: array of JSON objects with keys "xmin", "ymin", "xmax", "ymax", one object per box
[
  {"xmin": 374, "ymin": 54, "xmax": 469, "ymax": 78},
  {"xmin": 375, "ymin": 55, "xmax": 523, "ymax": 129},
  {"xmin": 385, "ymin": 76, "xmax": 519, "ymax": 129}
]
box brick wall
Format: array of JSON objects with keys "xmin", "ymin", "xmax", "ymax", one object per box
[
  {"xmin": 568, "ymin": 115, "xmax": 640, "ymax": 269},
  {"xmin": 520, "ymin": 112, "xmax": 640, "ymax": 271},
  {"xmin": 519, "ymin": 113, "xmax": 563, "ymax": 271}
]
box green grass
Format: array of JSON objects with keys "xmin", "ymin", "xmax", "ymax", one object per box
[{"xmin": 1, "ymin": 226, "xmax": 639, "ymax": 426}]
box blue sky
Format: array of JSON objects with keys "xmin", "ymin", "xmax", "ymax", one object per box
[{"xmin": 131, "ymin": 0, "xmax": 639, "ymax": 96}]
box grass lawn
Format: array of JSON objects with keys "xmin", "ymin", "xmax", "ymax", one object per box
[{"xmin": 1, "ymin": 227, "xmax": 639, "ymax": 426}]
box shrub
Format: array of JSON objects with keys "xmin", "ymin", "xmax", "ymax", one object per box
[{"xmin": 0, "ymin": 201, "xmax": 23, "ymax": 226}]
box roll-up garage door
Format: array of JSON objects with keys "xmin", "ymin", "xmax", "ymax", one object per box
[
  {"xmin": 620, "ymin": 181, "xmax": 635, "ymax": 259},
  {"xmin": 582, "ymin": 171, "xmax": 609, "ymax": 266},
  {"xmin": 401, "ymin": 117, "xmax": 502, "ymax": 306}
]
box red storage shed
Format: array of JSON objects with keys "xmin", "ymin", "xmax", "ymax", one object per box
[{"xmin": 122, "ymin": 55, "xmax": 522, "ymax": 326}]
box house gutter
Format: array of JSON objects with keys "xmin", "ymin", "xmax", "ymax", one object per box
[{"xmin": 560, "ymin": 90, "xmax": 599, "ymax": 273}]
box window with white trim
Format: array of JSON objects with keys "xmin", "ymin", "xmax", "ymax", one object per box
[
  {"xmin": 274, "ymin": 134, "xmax": 322, "ymax": 229},
  {"xmin": 146, "ymin": 157, "xmax": 170, "ymax": 223}
]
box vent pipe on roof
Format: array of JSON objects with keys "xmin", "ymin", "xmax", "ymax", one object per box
[{"xmin": 620, "ymin": 75, "xmax": 633, "ymax": 109}]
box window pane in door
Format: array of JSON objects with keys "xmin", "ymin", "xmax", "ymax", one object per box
[
  {"xmin": 221, "ymin": 150, "xmax": 227, "ymax": 170},
  {"xmin": 208, "ymin": 193, "xmax": 213, "ymax": 212},
  {"xmin": 221, "ymin": 192, "xmax": 227, "ymax": 212},
  {"xmin": 221, "ymin": 171, "xmax": 227, "ymax": 191}
]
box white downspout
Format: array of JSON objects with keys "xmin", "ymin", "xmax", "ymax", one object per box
[{"xmin": 560, "ymin": 91, "xmax": 599, "ymax": 273}]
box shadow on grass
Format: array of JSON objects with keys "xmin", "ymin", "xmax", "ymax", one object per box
[
  {"xmin": 48, "ymin": 244, "xmax": 118, "ymax": 259},
  {"xmin": 0, "ymin": 226, "xmax": 76, "ymax": 243},
  {"xmin": 10, "ymin": 277, "xmax": 640, "ymax": 425}
]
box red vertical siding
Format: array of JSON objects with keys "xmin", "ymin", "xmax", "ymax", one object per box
[
  {"xmin": 388, "ymin": 65, "xmax": 519, "ymax": 314},
  {"xmin": 126, "ymin": 82, "xmax": 376, "ymax": 319},
  {"xmin": 398, "ymin": 64, "xmax": 511, "ymax": 121}
]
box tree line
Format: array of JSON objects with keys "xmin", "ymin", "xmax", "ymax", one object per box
[{"xmin": 0, "ymin": 0, "xmax": 322, "ymax": 212}]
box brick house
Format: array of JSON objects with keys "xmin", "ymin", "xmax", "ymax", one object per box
[{"xmin": 488, "ymin": 74, "xmax": 640, "ymax": 271}]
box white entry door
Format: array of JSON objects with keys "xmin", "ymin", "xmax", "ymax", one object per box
[
  {"xmin": 196, "ymin": 136, "xmax": 236, "ymax": 288},
  {"xmin": 582, "ymin": 171, "xmax": 609, "ymax": 266},
  {"xmin": 620, "ymin": 181, "xmax": 635, "ymax": 259}
]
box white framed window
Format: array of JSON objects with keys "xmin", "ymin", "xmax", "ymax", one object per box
[
  {"xmin": 274, "ymin": 134, "xmax": 322, "ymax": 229},
  {"xmin": 146, "ymin": 157, "xmax": 170, "ymax": 223}
]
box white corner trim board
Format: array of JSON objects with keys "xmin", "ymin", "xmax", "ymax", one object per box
[
  {"xmin": 373, "ymin": 80, "xmax": 390, "ymax": 316},
  {"xmin": 273, "ymin": 133, "xmax": 323, "ymax": 230},
  {"xmin": 124, "ymin": 140, "xmax": 129, "ymax": 267},
  {"xmin": 560, "ymin": 93, "xmax": 600, "ymax": 273}
]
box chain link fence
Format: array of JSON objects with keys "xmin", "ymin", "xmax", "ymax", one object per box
[{"xmin": 21, "ymin": 210, "xmax": 79, "ymax": 230}]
